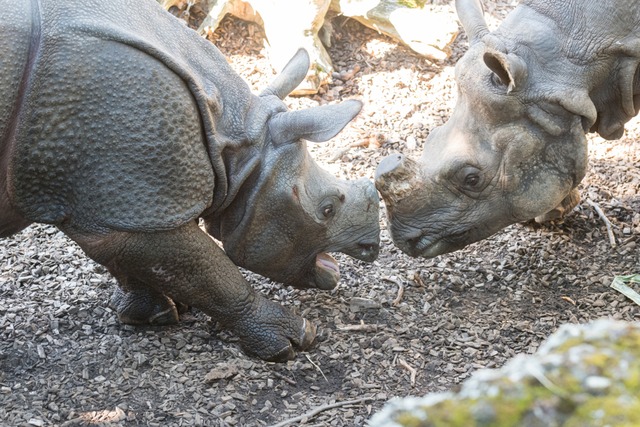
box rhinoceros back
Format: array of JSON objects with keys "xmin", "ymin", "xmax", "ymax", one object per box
[{"xmin": 6, "ymin": 0, "xmax": 228, "ymax": 232}]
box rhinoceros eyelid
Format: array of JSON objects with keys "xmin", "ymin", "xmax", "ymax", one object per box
[
  {"xmin": 445, "ymin": 161, "xmax": 479, "ymax": 179},
  {"xmin": 452, "ymin": 165, "xmax": 486, "ymax": 195},
  {"xmin": 317, "ymin": 195, "xmax": 341, "ymax": 221}
]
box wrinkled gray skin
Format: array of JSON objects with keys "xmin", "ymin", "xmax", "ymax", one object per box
[
  {"xmin": 0, "ymin": 0, "xmax": 380, "ymax": 361},
  {"xmin": 376, "ymin": 0, "xmax": 640, "ymax": 258}
]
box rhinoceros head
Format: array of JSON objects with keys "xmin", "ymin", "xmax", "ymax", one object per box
[
  {"xmin": 208, "ymin": 49, "xmax": 380, "ymax": 289},
  {"xmin": 375, "ymin": 0, "xmax": 593, "ymax": 258}
]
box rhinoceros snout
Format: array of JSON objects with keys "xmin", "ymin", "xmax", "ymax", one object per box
[
  {"xmin": 355, "ymin": 179, "xmax": 380, "ymax": 262},
  {"xmin": 355, "ymin": 177, "xmax": 380, "ymax": 205}
]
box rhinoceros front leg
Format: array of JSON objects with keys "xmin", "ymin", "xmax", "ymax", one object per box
[
  {"xmin": 63, "ymin": 221, "xmax": 316, "ymax": 362},
  {"xmin": 534, "ymin": 188, "xmax": 581, "ymax": 223}
]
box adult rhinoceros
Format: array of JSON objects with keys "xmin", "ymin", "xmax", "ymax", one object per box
[
  {"xmin": 375, "ymin": 0, "xmax": 640, "ymax": 258},
  {"xmin": 0, "ymin": 0, "xmax": 380, "ymax": 361}
]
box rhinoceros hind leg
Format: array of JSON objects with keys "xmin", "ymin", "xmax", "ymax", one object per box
[
  {"xmin": 110, "ymin": 286, "xmax": 182, "ymax": 325},
  {"xmin": 534, "ymin": 188, "xmax": 581, "ymax": 223}
]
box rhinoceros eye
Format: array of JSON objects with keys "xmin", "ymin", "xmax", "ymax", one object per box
[
  {"xmin": 464, "ymin": 173, "xmax": 480, "ymax": 188},
  {"xmin": 454, "ymin": 166, "xmax": 484, "ymax": 193},
  {"xmin": 322, "ymin": 204, "xmax": 335, "ymax": 218}
]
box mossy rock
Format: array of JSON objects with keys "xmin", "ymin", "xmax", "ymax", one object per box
[{"xmin": 370, "ymin": 319, "xmax": 640, "ymax": 427}]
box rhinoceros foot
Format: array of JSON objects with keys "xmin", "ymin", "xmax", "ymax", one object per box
[
  {"xmin": 233, "ymin": 294, "xmax": 317, "ymax": 362},
  {"xmin": 110, "ymin": 286, "xmax": 188, "ymax": 326}
]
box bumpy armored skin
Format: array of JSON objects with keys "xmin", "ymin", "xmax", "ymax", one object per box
[
  {"xmin": 375, "ymin": 0, "xmax": 640, "ymax": 258},
  {"xmin": 0, "ymin": 0, "xmax": 380, "ymax": 361}
]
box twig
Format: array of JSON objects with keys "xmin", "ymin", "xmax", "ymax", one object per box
[
  {"xmin": 398, "ymin": 358, "xmax": 417, "ymax": 385},
  {"xmin": 586, "ymin": 198, "xmax": 616, "ymax": 247},
  {"xmin": 272, "ymin": 371, "xmax": 297, "ymax": 386},
  {"xmin": 411, "ymin": 271, "xmax": 425, "ymax": 287},
  {"xmin": 336, "ymin": 322, "xmax": 378, "ymax": 332},
  {"xmin": 383, "ymin": 276, "xmax": 402, "ymax": 286},
  {"xmin": 267, "ymin": 397, "xmax": 376, "ymax": 427},
  {"xmin": 305, "ymin": 354, "xmax": 328, "ymax": 383},
  {"xmin": 392, "ymin": 282, "xmax": 405, "ymax": 306},
  {"xmin": 384, "ymin": 276, "xmax": 405, "ymax": 306}
]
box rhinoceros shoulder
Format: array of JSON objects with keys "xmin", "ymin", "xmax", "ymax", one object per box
[{"xmin": 10, "ymin": 1, "xmax": 217, "ymax": 232}]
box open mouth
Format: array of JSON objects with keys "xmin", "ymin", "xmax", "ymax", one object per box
[
  {"xmin": 308, "ymin": 239, "xmax": 380, "ymax": 290},
  {"xmin": 312, "ymin": 253, "xmax": 341, "ymax": 290}
]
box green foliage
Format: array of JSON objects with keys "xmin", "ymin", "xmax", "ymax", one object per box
[{"xmin": 398, "ymin": 0, "xmax": 429, "ymax": 9}]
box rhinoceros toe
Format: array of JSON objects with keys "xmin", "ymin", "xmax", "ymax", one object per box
[
  {"xmin": 110, "ymin": 287, "xmax": 183, "ymax": 326},
  {"xmin": 255, "ymin": 319, "xmax": 317, "ymax": 363},
  {"xmin": 233, "ymin": 297, "xmax": 317, "ymax": 362}
]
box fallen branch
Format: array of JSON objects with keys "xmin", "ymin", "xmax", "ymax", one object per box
[
  {"xmin": 586, "ymin": 199, "xmax": 616, "ymax": 248},
  {"xmin": 398, "ymin": 358, "xmax": 417, "ymax": 385},
  {"xmin": 411, "ymin": 270, "xmax": 425, "ymax": 287},
  {"xmin": 392, "ymin": 282, "xmax": 405, "ymax": 306},
  {"xmin": 337, "ymin": 321, "xmax": 378, "ymax": 332},
  {"xmin": 305, "ymin": 354, "xmax": 328, "ymax": 383},
  {"xmin": 272, "ymin": 371, "xmax": 297, "ymax": 386},
  {"xmin": 383, "ymin": 276, "xmax": 405, "ymax": 306},
  {"xmin": 267, "ymin": 397, "xmax": 376, "ymax": 427}
]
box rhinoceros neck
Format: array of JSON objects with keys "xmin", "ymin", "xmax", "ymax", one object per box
[
  {"xmin": 501, "ymin": 0, "xmax": 640, "ymax": 138},
  {"xmin": 517, "ymin": 0, "xmax": 640, "ymax": 61},
  {"xmin": 204, "ymin": 111, "xmax": 264, "ymax": 215}
]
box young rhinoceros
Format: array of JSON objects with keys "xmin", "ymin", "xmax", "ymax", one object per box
[
  {"xmin": 0, "ymin": 0, "xmax": 380, "ymax": 362},
  {"xmin": 375, "ymin": 0, "xmax": 640, "ymax": 258}
]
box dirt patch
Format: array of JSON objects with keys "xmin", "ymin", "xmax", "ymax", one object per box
[{"xmin": 1, "ymin": 2, "xmax": 639, "ymax": 426}]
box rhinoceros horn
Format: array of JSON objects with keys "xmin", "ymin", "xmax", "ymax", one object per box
[{"xmin": 455, "ymin": 0, "xmax": 489, "ymax": 44}]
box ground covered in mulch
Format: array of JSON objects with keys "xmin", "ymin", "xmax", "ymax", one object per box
[{"xmin": 2, "ymin": 1, "xmax": 640, "ymax": 426}]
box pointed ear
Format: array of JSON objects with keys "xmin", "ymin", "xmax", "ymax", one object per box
[
  {"xmin": 483, "ymin": 48, "xmax": 527, "ymax": 93},
  {"xmin": 455, "ymin": 0, "xmax": 489, "ymax": 45},
  {"xmin": 260, "ymin": 48, "xmax": 310, "ymax": 100},
  {"xmin": 269, "ymin": 99, "xmax": 362, "ymax": 145}
]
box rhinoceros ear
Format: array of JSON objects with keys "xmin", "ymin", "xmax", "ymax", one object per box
[
  {"xmin": 260, "ymin": 48, "xmax": 310, "ymax": 100},
  {"xmin": 483, "ymin": 48, "xmax": 527, "ymax": 93},
  {"xmin": 269, "ymin": 99, "xmax": 362, "ymax": 144},
  {"xmin": 455, "ymin": 0, "xmax": 489, "ymax": 44}
]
